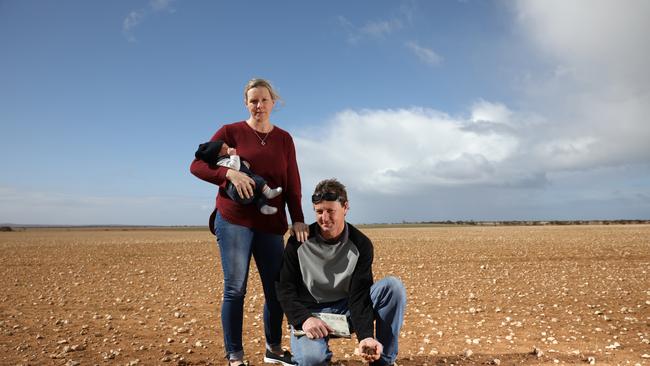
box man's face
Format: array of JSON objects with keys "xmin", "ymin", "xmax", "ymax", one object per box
[{"xmin": 314, "ymin": 200, "xmax": 348, "ymax": 240}]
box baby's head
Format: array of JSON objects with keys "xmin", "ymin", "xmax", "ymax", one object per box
[
  {"xmin": 219, "ymin": 142, "xmax": 230, "ymax": 156},
  {"xmin": 219, "ymin": 142, "xmax": 237, "ymax": 156}
]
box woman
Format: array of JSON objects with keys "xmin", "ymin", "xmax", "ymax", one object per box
[{"xmin": 190, "ymin": 78, "xmax": 309, "ymax": 366}]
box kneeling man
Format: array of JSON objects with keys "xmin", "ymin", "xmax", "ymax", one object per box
[{"xmin": 277, "ymin": 178, "xmax": 406, "ymax": 366}]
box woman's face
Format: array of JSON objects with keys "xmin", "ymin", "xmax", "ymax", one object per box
[{"xmin": 245, "ymin": 86, "xmax": 275, "ymax": 123}]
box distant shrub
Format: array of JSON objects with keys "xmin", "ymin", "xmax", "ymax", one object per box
[{"xmin": 0, "ymin": 226, "xmax": 13, "ymax": 232}]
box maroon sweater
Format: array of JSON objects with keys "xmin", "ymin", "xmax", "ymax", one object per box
[{"xmin": 190, "ymin": 121, "xmax": 304, "ymax": 235}]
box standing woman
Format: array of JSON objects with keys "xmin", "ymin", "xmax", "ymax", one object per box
[{"xmin": 191, "ymin": 78, "xmax": 309, "ymax": 366}]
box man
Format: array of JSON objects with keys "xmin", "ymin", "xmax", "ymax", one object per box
[{"xmin": 277, "ymin": 178, "xmax": 406, "ymax": 366}]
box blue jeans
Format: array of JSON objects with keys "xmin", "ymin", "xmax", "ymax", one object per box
[
  {"xmin": 290, "ymin": 276, "xmax": 406, "ymax": 366},
  {"xmin": 214, "ymin": 212, "xmax": 285, "ymax": 361}
]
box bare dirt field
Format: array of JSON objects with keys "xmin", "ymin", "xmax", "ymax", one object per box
[{"xmin": 1, "ymin": 225, "xmax": 649, "ymax": 365}]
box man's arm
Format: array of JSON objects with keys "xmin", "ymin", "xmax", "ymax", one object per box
[{"xmin": 347, "ymin": 226, "xmax": 376, "ymax": 341}]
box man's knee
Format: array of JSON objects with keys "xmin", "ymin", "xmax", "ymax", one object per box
[
  {"xmin": 292, "ymin": 337, "xmax": 330, "ymax": 366},
  {"xmin": 384, "ymin": 276, "xmax": 406, "ymax": 300},
  {"xmin": 373, "ymin": 276, "xmax": 407, "ymax": 307}
]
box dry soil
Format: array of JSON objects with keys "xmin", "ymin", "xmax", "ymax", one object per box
[{"xmin": 1, "ymin": 225, "xmax": 649, "ymax": 365}]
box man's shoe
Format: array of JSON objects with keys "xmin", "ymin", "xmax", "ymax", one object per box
[{"xmin": 263, "ymin": 350, "xmax": 295, "ymax": 366}]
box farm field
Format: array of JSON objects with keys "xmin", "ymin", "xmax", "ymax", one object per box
[{"xmin": 1, "ymin": 225, "xmax": 649, "ymax": 365}]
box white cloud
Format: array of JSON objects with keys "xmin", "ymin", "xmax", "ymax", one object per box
[
  {"xmin": 299, "ymin": 1, "xmax": 650, "ymax": 222},
  {"xmin": 514, "ymin": 0, "xmax": 649, "ymax": 90},
  {"xmin": 150, "ymin": 0, "xmax": 175, "ymax": 13},
  {"xmin": 511, "ymin": 0, "xmax": 650, "ymax": 168},
  {"xmin": 296, "ymin": 106, "xmax": 522, "ymax": 194},
  {"xmin": 470, "ymin": 100, "xmax": 512, "ymax": 125},
  {"xmin": 122, "ymin": 10, "xmax": 144, "ymax": 42},
  {"xmin": 360, "ymin": 19, "xmax": 402, "ymax": 38},
  {"xmin": 405, "ymin": 41, "xmax": 443, "ymax": 66},
  {"xmin": 338, "ymin": 14, "xmax": 403, "ymax": 44},
  {"xmin": 122, "ymin": 0, "xmax": 176, "ymax": 42}
]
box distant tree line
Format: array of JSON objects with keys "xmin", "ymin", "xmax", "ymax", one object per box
[{"xmin": 415, "ymin": 220, "xmax": 650, "ymax": 226}]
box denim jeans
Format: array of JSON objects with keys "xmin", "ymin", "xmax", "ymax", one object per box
[
  {"xmin": 214, "ymin": 212, "xmax": 285, "ymax": 361},
  {"xmin": 290, "ymin": 276, "xmax": 406, "ymax": 366}
]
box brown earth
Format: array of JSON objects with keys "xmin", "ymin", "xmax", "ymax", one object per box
[{"xmin": 1, "ymin": 225, "xmax": 649, "ymax": 365}]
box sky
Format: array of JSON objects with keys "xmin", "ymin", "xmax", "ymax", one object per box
[{"xmin": 1, "ymin": 0, "xmax": 649, "ymax": 226}]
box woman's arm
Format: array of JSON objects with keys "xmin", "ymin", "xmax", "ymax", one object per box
[
  {"xmin": 284, "ymin": 134, "xmax": 308, "ymax": 240},
  {"xmin": 190, "ymin": 129, "xmax": 230, "ymax": 187}
]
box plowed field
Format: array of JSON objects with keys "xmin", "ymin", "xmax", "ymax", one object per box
[{"xmin": 1, "ymin": 225, "xmax": 648, "ymax": 365}]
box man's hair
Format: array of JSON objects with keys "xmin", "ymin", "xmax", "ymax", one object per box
[{"xmin": 313, "ymin": 178, "xmax": 348, "ymax": 204}]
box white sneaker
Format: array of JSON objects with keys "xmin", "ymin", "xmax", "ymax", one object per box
[{"xmin": 260, "ymin": 205, "xmax": 278, "ymax": 215}]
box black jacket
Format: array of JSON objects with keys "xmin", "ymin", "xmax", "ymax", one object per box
[{"xmin": 276, "ymin": 222, "xmax": 375, "ymax": 340}]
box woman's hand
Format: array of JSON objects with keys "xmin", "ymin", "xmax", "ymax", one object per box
[
  {"xmin": 301, "ymin": 316, "xmax": 334, "ymax": 339},
  {"xmin": 291, "ymin": 222, "xmax": 309, "ymax": 242},
  {"xmin": 357, "ymin": 338, "xmax": 382, "ymax": 362},
  {"xmin": 226, "ymin": 169, "xmax": 255, "ymax": 199}
]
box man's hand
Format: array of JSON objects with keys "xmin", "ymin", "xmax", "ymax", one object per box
[
  {"xmin": 227, "ymin": 147, "xmax": 237, "ymax": 155},
  {"xmin": 290, "ymin": 222, "xmax": 309, "ymax": 242},
  {"xmin": 301, "ymin": 316, "xmax": 334, "ymax": 339},
  {"xmin": 358, "ymin": 338, "xmax": 382, "ymax": 362}
]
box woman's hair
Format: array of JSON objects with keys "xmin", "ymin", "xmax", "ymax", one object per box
[
  {"xmin": 313, "ymin": 178, "xmax": 348, "ymax": 204},
  {"xmin": 244, "ymin": 78, "xmax": 282, "ymax": 103}
]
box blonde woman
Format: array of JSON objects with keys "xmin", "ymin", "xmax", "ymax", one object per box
[{"xmin": 191, "ymin": 78, "xmax": 308, "ymax": 366}]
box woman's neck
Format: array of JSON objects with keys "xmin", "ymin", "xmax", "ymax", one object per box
[{"xmin": 246, "ymin": 118, "xmax": 273, "ymax": 133}]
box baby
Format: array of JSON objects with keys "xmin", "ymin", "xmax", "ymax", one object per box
[{"xmin": 195, "ymin": 140, "xmax": 282, "ymax": 215}]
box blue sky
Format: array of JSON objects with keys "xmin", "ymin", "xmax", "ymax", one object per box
[{"xmin": 1, "ymin": 0, "xmax": 649, "ymax": 226}]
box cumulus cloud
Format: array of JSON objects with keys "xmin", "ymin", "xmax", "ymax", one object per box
[
  {"xmin": 294, "ymin": 104, "xmax": 649, "ymax": 222},
  {"xmin": 295, "ymin": 106, "xmax": 527, "ymax": 195},
  {"xmin": 405, "ymin": 41, "xmax": 443, "ymax": 66},
  {"xmin": 470, "ymin": 100, "xmax": 512, "ymax": 125}
]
